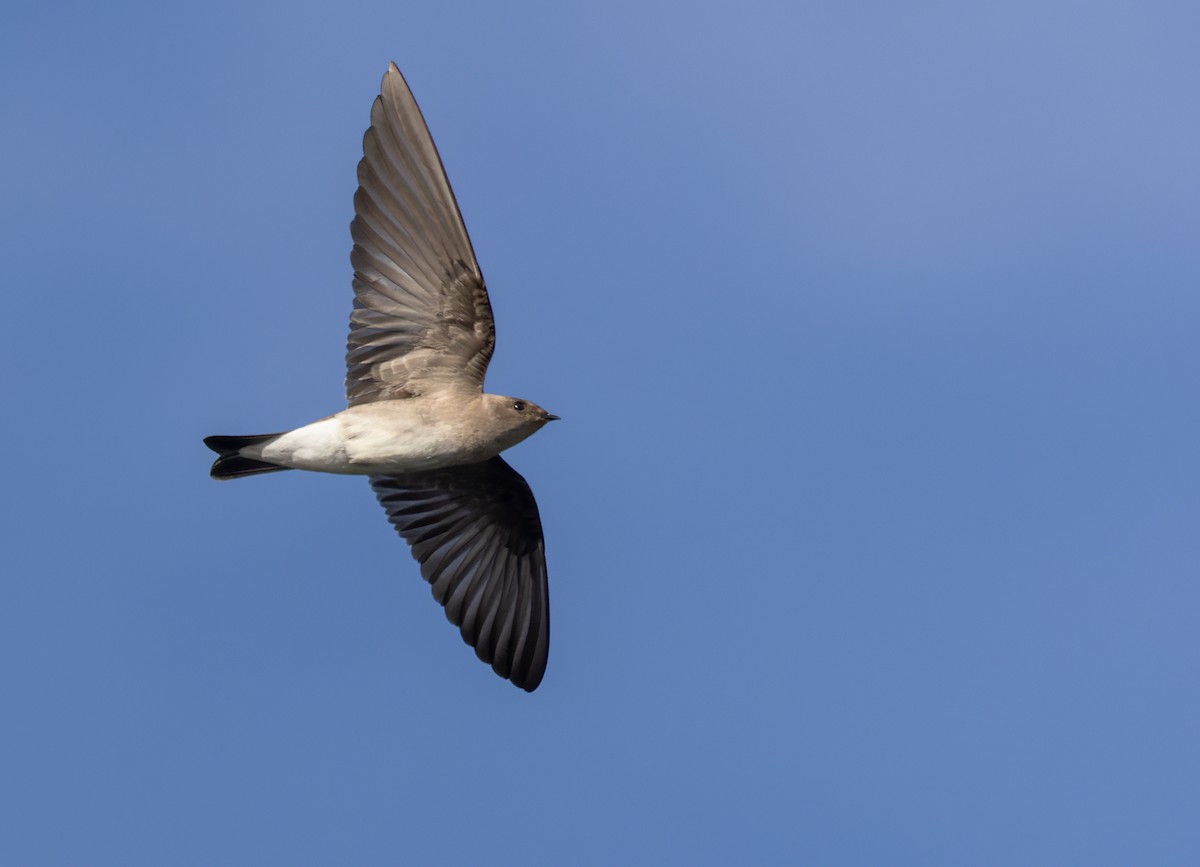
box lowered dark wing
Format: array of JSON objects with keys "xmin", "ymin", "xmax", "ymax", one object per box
[
  {"xmin": 370, "ymin": 457, "xmax": 549, "ymax": 691},
  {"xmin": 347, "ymin": 63, "xmax": 496, "ymax": 406}
]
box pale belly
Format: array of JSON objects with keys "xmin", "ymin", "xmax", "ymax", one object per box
[{"xmin": 244, "ymin": 408, "xmax": 497, "ymax": 475}]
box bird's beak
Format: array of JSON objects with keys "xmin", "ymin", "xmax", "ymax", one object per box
[{"xmin": 544, "ymin": 414, "xmax": 561, "ymax": 421}]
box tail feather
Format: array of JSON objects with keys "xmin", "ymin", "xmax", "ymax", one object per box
[{"xmin": 204, "ymin": 433, "xmax": 291, "ymax": 481}]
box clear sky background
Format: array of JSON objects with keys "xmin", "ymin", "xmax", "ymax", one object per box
[{"xmin": 3, "ymin": 1, "xmax": 1199, "ymax": 864}]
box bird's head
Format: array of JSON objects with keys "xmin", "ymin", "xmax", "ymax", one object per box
[{"xmin": 480, "ymin": 394, "xmax": 559, "ymax": 448}]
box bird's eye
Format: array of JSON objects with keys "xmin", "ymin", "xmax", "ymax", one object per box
[{"xmin": 512, "ymin": 401, "xmax": 526, "ymax": 412}]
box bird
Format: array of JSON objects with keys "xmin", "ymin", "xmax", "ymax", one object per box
[{"xmin": 204, "ymin": 63, "xmax": 557, "ymax": 692}]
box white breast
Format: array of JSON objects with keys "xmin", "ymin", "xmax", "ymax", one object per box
[{"xmin": 247, "ymin": 401, "xmax": 496, "ymax": 475}]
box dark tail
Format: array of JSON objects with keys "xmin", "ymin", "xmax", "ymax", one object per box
[{"xmin": 203, "ymin": 433, "xmax": 291, "ymax": 480}]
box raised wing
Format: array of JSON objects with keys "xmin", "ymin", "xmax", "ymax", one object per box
[
  {"xmin": 347, "ymin": 63, "xmax": 495, "ymax": 406},
  {"xmin": 370, "ymin": 457, "xmax": 550, "ymax": 692}
]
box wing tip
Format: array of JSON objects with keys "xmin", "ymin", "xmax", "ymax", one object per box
[
  {"xmin": 383, "ymin": 61, "xmax": 403, "ymax": 88},
  {"xmin": 512, "ymin": 657, "xmax": 548, "ymax": 692}
]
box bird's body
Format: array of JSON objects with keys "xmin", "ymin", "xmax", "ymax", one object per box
[
  {"xmin": 205, "ymin": 63, "xmax": 557, "ymax": 692},
  {"xmin": 239, "ymin": 396, "xmax": 551, "ymax": 476}
]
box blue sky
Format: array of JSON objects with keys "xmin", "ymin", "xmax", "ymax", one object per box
[{"xmin": 3, "ymin": 1, "xmax": 1199, "ymax": 863}]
